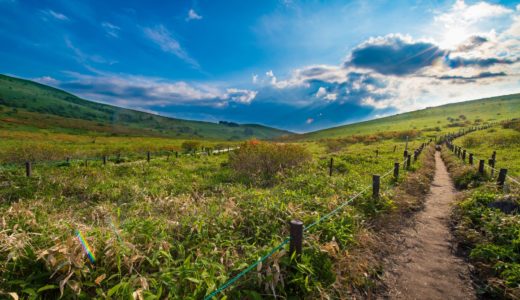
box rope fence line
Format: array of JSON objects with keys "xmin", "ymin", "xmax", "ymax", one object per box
[
  {"xmin": 204, "ymin": 144, "xmax": 427, "ymax": 299},
  {"xmin": 443, "ymin": 121, "xmax": 520, "ymax": 187}
]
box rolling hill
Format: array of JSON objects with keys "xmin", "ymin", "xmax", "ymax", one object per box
[
  {"xmin": 297, "ymin": 93, "xmax": 520, "ymax": 140},
  {"xmin": 0, "ymin": 74, "xmax": 291, "ymax": 140}
]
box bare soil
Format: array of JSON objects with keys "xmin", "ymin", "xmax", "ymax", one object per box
[{"xmin": 382, "ymin": 151, "xmax": 475, "ymax": 299}]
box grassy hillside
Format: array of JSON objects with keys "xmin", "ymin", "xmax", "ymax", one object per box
[
  {"xmin": 298, "ymin": 94, "xmax": 520, "ymax": 140},
  {"xmin": 0, "ymin": 74, "xmax": 291, "ymax": 140}
]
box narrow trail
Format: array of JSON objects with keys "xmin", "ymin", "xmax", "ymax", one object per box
[{"xmin": 382, "ymin": 151, "xmax": 475, "ymax": 299}]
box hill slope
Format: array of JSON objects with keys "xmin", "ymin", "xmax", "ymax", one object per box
[
  {"xmin": 298, "ymin": 93, "xmax": 520, "ymax": 140},
  {"xmin": 0, "ymin": 74, "xmax": 291, "ymax": 140}
]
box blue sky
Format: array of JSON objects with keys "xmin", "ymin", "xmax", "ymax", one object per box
[{"xmin": 1, "ymin": 0, "xmax": 519, "ymax": 132}]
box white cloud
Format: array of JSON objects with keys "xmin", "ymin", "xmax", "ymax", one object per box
[
  {"xmin": 42, "ymin": 9, "xmax": 69, "ymax": 21},
  {"xmin": 324, "ymin": 93, "xmax": 337, "ymax": 101},
  {"xmin": 252, "ymin": 74, "xmax": 258, "ymax": 83},
  {"xmin": 59, "ymin": 71, "xmax": 257, "ymax": 108},
  {"xmin": 143, "ymin": 25, "xmax": 199, "ymax": 68},
  {"xmin": 102, "ymin": 22, "xmax": 120, "ymax": 38},
  {"xmin": 433, "ymin": 0, "xmax": 513, "ymax": 49},
  {"xmin": 225, "ymin": 88, "xmax": 257, "ymax": 104},
  {"xmin": 33, "ymin": 76, "xmax": 59, "ymax": 85},
  {"xmin": 306, "ymin": 118, "xmax": 314, "ymax": 124},
  {"xmin": 315, "ymin": 86, "xmax": 327, "ymax": 98},
  {"xmin": 186, "ymin": 9, "xmax": 202, "ymax": 21}
]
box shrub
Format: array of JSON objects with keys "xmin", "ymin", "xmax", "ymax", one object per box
[
  {"xmin": 229, "ymin": 140, "xmax": 311, "ymax": 185},
  {"xmin": 462, "ymin": 136, "xmax": 482, "ymax": 148},
  {"xmin": 181, "ymin": 140, "xmax": 200, "ymax": 152}
]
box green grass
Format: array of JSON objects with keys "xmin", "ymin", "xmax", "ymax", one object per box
[
  {"xmin": 453, "ymin": 127, "xmax": 520, "ymax": 178},
  {"xmin": 297, "ymin": 93, "xmax": 520, "ymax": 140},
  {"xmin": 442, "ymin": 145, "xmax": 520, "ymax": 299},
  {"xmin": 0, "ymin": 136, "xmax": 430, "ymax": 299},
  {"xmin": 0, "ymin": 74, "xmax": 291, "ymax": 140}
]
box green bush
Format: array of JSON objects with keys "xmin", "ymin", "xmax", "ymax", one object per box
[{"xmin": 229, "ymin": 140, "xmax": 311, "ymax": 185}]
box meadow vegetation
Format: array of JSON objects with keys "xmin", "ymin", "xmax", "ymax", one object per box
[
  {"xmin": 442, "ymin": 132, "xmax": 520, "ymax": 299},
  {"xmin": 0, "ymin": 133, "xmax": 429, "ymax": 299}
]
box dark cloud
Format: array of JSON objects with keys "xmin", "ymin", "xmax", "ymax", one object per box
[
  {"xmin": 457, "ymin": 36, "xmax": 488, "ymax": 52},
  {"xmin": 436, "ymin": 71, "xmax": 506, "ymax": 83},
  {"xmin": 345, "ymin": 36, "xmax": 447, "ymax": 76},
  {"xmin": 446, "ymin": 56, "xmax": 517, "ymax": 68},
  {"xmin": 344, "ymin": 35, "xmax": 517, "ymax": 77}
]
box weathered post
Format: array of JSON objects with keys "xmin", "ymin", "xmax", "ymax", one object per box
[
  {"xmin": 147, "ymin": 151, "xmax": 151, "ymax": 162},
  {"xmin": 478, "ymin": 160, "xmax": 485, "ymax": 174},
  {"xmin": 373, "ymin": 174, "xmax": 380, "ymax": 199},
  {"xmin": 289, "ymin": 220, "xmax": 303, "ymax": 258},
  {"xmin": 25, "ymin": 161, "xmax": 31, "ymax": 177},
  {"xmin": 66, "ymin": 157, "xmax": 70, "ymax": 164},
  {"xmin": 492, "ymin": 151, "xmax": 496, "ymax": 161},
  {"xmin": 329, "ymin": 158, "xmax": 333, "ymax": 176},
  {"xmin": 407, "ymin": 154, "xmax": 412, "ymax": 169},
  {"xmin": 103, "ymin": 156, "xmax": 107, "ymax": 165},
  {"xmin": 497, "ymin": 169, "xmax": 507, "ymax": 186},
  {"xmin": 175, "ymin": 151, "xmax": 179, "ymax": 158},
  {"xmin": 84, "ymin": 159, "xmax": 88, "ymax": 167},
  {"xmin": 375, "ymin": 149, "xmax": 379, "ymax": 158},
  {"xmin": 469, "ymin": 153, "xmax": 474, "ymax": 165},
  {"xmin": 489, "ymin": 159, "xmax": 495, "ymax": 177},
  {"xmin": 462, "ymin": 150, "xmax": 466, "ymax": 162},
  {"xmin": 394, "ymin": 162, "xmax": 400, "ymax": 179},
  {"xmin": 393, "ymin": 145, "xmax": 396, "ymax": 153}
]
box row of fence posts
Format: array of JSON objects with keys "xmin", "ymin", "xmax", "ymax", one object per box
[
  {"xmin": 293, "ymin": 141, "xmax": 429, "ymax": 256},
  {"xmin": 445, "ymin": 139, "xmax": 507, "ymax": 187},
  {"xmin": 21, "ymin": 147, "xmax": 236, "ymax": 177}
]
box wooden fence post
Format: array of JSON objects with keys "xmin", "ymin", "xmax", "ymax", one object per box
[
  {"xmin": 175, "ymin": 151, "xmax": 179, "ymax": 158},
  {"xmin": 103, "ymin": 156, "xmax": 107, "ymax": 165},
  {"xmin": 488, "ymin": 159, "xmax": 495, "ymax": 177},
  {"xmin": 394, "ymin": 162, "xmax": 399, "ymax": 179},
  {"xmin": 375, "ymin": 149, "xmax": 379, "ymax": 158},
  {"xmin": 373, "ymin": 175, "xmax": 380, "ymax": 199},
  {"xmin": 407, "ymin": 154, "xmax": 412, "ymax": 169},
  {"xmin": 462, "ymin": 150, "xmax": 466, "ymax": 162},
  {"xmin": 66, "ymin": 157, "xmax": 70, "ymax": 164},
  {"xmin": 329, "ymin": 158, "xmax": 333, "ymax": 176},
  {"xmin": 393, "ymin": 145, "xmax": 396, "ymax": 153},
  {"xmin": 147, "ymin": 151, "xmax": 151, "ymax": 162},
  {"xmin": 497, "ymin": 169, "xmax": 507, "ymax": 186},
  {"xmin": 469, "ymin": 153, "xmax": 473, "ymax": 165},
  {"xmin": 478, "ymin": 160, "xmax": 485, "ymax": 174},
  {"xmin": 289, "ymin": 220, "xmax": 303, "ymax": 258},
  {"xmin": 25, "ymin": 161, "xmax": 31, "ymax": 177},
  {"xmin": 492, "ymin": 151, "xmax": 496, "ymax": 161}
]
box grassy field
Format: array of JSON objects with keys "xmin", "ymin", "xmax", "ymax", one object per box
[
  {"xmin": 441, "ymin": 128, "xmax": 520, "ymax": 298},
  {"xmin": 0, "ymin": 74, "xmax": 291, "ymax": 140},
  {"xmin": 0, "ymin": 132, "xmax": 432, "ymax": 299},
  {"xmin": 295, "ymin": 93, "xmax": 520, "ymax": 140}
]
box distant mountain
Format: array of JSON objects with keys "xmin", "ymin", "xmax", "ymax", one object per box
[
  {"xmin": 293, "ymin": 93, "xmax": 520, "ymax": 140},
  {"xmin": 0, "ymin": 74, "xmax": 291, "ymax": 140}
]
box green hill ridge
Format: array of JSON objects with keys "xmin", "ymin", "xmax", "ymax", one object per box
[{"xmin": 0, "ymin": 74, "xmax": 291, "ymax": 140}]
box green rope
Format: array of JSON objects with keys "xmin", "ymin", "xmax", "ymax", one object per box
[{"xmin": 204, "ymin": 238, "xmax": 290, "ymax": 300}]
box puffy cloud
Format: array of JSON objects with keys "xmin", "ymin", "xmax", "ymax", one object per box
[
  {"xmin": 345, "ymin": 34, "xmax": 447, "ymax": 76},
  {"xmin": 143, "ymin": 25, "xmax": 199, "ymax": 68},
  {"xmin": 186, "ymin": 9, "xmax": 202, "ymax": 21},
  {"xmin": 225, "ymin": 88, "xmax": 257, "ymax": 104}
]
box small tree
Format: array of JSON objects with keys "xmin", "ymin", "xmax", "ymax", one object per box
[{"xmin": 181, "ymin": 141, "xmax": 200, "ymax": 153}]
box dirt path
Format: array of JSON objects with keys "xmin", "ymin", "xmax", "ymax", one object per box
[{"xmin": 382, "ymin": 151, "xmax": 475, "ymax": 299}]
